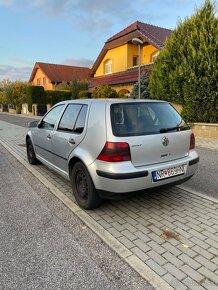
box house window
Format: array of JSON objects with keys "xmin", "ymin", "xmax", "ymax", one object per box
[
  {"xmin": 37, "ymin": 78, "xmax": 41, "ymax": 86},
  {"xmin": 151, "ymin": 51, "xmax": 159, "ymax": 63},
  {"xmin": 43, "ymin": 77, "xmax": 46, "ymax": 86},
  {"xmin": 133, "ymin": 56, "xmax": 138, "ymax": 66},
  {"xmin": 104, "ymin": 59, "xmax": 112, "ymax": 74}
]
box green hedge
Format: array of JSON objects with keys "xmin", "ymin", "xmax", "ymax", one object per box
[
  {"xmin": 45, "ymin": 90, "xmax": 72, "ymax": 105},
  {"xmin": 27, "ymin": 86, "xmax": 45, "ymax": 112},
  {"xmin": 27, "ymin": 86, "xmax": 72, "ymax": 112}
]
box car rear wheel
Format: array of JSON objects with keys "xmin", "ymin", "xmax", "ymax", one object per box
[
  {"xmin": 26, "ymin": 139, "xmax": 39, "ymax": 165},
  {"xmin": 71, "ymin": 161, "xmax": 103, "ymax": 209}
]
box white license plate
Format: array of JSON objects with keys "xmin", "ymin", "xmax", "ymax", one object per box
[{"xmin": 152, "ymin": 165, "xmax": 185, "ymax": 182}]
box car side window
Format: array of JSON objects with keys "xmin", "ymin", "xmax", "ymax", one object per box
[
  {"xmin": 40, "ymin": 105, "xmax": 64, "ymax": 130},
  {"xmin": 74, "ymin": 105, "xmax": 88, "ymax": 133},
  {"xmin": 58, "ymin": 104, "xmax": 82, "ymax": 132}
]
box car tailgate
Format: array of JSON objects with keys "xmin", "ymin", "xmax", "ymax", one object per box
[{"xmin": 127, "ymin": 130, "xmax": 191, "ymax": 167}]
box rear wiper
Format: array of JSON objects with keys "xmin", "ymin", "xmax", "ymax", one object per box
[{"xmin": 160, "ymin": 125, "xmax": 181, "ymax": 133}]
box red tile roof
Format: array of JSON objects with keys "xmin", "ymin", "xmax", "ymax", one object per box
[
  {"xmin": 107, "ymin": 21, "xmax": 171, "ymax": 48},
  {"xmin": 90, "ymin": 21, "xmax": 171, "ymax": 77},
  {"xmin": 89, "ymin": 65, "xmax": 152, "ymax": 91},
  {"xmin": 29, "ymin": 62, "xmax": 90, "ymax": 83}
]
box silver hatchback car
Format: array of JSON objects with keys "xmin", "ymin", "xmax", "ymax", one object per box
[{"xmin": 26, "ymin": 99, "xmax": 199, "ymax": 209}]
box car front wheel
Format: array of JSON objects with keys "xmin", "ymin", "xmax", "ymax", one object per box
[{"xmin": 71, "ymin": 161, "xmax": 103, "ymax": 209}]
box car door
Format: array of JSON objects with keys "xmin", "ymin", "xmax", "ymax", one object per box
[
  {"xmin": 51, "ymin": 103, "xmax": 88, "ymax": 174},
  {"xmin": 32, "ymin": 104, "xmax": 65, "ymax": 165}
]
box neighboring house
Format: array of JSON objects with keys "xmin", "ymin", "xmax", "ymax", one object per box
[
  {"xmin": 29, "ymin": 62, "xmax": 90, "ymax": 90},
  {"xmin": 89, "ymin": 21, "xmax": 171, "ymax": 95}
]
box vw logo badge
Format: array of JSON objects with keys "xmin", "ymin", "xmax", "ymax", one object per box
[{"xmin": 162, "ymin": 136, "xmax": 169, "ymax": 146}]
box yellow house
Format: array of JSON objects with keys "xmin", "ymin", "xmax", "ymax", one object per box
[
  {"xmin": 89, "ymin": 21, "xmax": 171, "ymax": 94},
  {"xmin": 29, "ymin": 62, "xmax": 90, "ymax": 90}
]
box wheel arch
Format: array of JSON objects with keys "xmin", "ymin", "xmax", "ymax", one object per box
[{"xmin": 68, "ymin": 156, "xmax": 83, "ymax": 176}]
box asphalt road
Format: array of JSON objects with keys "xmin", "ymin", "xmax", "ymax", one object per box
[
  {"xmin": 0, "ymin": 144, "xmax": 152, "ymax": 290},
  {"xmin": 0, "ymin": 113, "xmax": 217, "ymax": 200},
  {"xmin": 182, "ymin": 146, "xmax": 218, "ymax": 199}
]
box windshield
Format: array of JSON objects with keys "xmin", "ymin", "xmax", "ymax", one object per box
[{"xmin": 110, "ymin": 102, "xmax": 189, "ymax": 137}]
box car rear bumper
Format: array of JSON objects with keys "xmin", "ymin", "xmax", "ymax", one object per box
[
  {"xmin": 97, "ymin": 175, "xmax": 194, "ymax": 199},
  {"xmin": 88, "ymin": 151, "xmax": 199, "ymax": 196}
]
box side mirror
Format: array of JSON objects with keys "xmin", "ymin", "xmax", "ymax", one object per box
[{"xmin": 28, "ymin": 121, "xmax": 39, "ymax": 128}]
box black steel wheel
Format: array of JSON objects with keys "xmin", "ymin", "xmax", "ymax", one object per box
[
  {"xmin": 26, "ymin": 138, "xmax": 39, "ymax": 165},
  {"xmin": 71, "ymin": 161, "xmax": 102, "ymax": 209}
]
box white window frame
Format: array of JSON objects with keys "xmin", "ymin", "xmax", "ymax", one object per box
[
  {"xmin": 104, "ymin": 59, "xmax": 112, "ymax": 74},
  {"xmin": 151, "ymin": 51, "xmax": 159, "ymax": 63}
]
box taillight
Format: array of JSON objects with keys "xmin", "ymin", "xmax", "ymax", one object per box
[
  {"xmin": 189, "ymin": 133, "xmax": 195, "ymax": 150},
  {"xmin": 97, "ymin": 142, "xmax": 131, "ymax": 162}
]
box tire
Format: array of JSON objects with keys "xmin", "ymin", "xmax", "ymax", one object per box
[
  {"xmin": 71, "ymin": 161, "xmax": 103, "ymax": 209},
  {"xmin": 26, "ymin": 139, "xmax": 39, "ymax": 165}
]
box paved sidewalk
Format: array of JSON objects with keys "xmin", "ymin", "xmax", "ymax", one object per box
[{"xmin": 0, "ymin": 119, "xmax": 218, "ymax": 290}]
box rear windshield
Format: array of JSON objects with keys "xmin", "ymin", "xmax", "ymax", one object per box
[{"xmin": 110, "ymin": 102, "xmax": 189, "ymax": 137}]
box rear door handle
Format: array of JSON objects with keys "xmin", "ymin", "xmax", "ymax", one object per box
[
  {"xmin": 69, "ymin": 138, "xmax": 75, "ymax": 145},
  {"xmin": 47, "ymin": 134, "xmax": 51, "ymax": 140}
]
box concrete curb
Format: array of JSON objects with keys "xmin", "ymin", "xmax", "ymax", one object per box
[
  {"xmin": 0, "ymin": 139, "xmax": 174, "ymax": 290},
  {"xmin": 176, "ymin": 185, "xmax": 218, "ymax": 204}
]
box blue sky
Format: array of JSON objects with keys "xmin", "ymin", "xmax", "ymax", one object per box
[{"xmin": 0, "ymin": 0, "xmax": 210, "ymax": 81}]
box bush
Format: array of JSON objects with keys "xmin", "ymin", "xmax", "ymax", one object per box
[
  {"xmin": 92, "ymin": 85, "xmax": 118, "ymax": 98},
  {"xmin": 78, "ymin": 90, "xmax": 90, "ymax": 99}
]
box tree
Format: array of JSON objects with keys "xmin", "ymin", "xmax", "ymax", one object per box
[
  {"xmin": 130, "ymin": 73, "xmax": 150, "ymax": 99},
  {"xmin": 55, "ymin": 81, "xmax": 71, "ymax": 90},
  {"xmin": 4, "ymin": 81, "xmax": 30, "ymax": 113},
  {"xmin": 0, "ymin": 91, "xmax": 7, "ymax": 104},
  {"xmin": 149, "ymin": 0, "xmax": 218, "ymax": 122},
  {"xmin": 92, "ymin": 85, "xmax": 118, "ymax": 98}
]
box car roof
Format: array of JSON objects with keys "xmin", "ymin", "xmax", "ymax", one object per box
[{"xmin": 58, "ymin": 98, "xmax": 167, "ymax": 105}]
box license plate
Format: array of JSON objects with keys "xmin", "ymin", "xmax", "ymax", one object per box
[{"xmin": 152, "ymin": 165, "xmax": 185, "ymax": 182}]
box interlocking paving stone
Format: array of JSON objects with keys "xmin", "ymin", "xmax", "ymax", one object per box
[
  {"xmin": 1, "ymin": 120, "xmax": 218, "ymax": 290},
  {"xmin": 163, "ymin": 252, "xmax": 184, "ymax": 268},
  {"xmin": 147, "ymin": 250, "xmax": 167, "ymax": 266},
  {"xmin": 195, "ymin": 255, "xmax": 218, "ymax": 272},
  {"xmin": 146, "ymin": 259, "xmax": 167, "ymax": 276},
  {"xmin": 131, "ymin": 247, "xmax": 149, "ymax": 262},
  {"xmin": 133, "ymin": 239, "xmax": 151, "ymax": 253},
  {"xmin": 162, "ymin": 242, "xmax": 182, "ymax": 257},
  {"xmin": 205, "ymin": 238, "xmax": 218, "ymax": 249},
  {"xmin": 203, "ymin": 230, "xmax": 218, "ymax": 242},
  {"xmin": 190, "ymin": 236, "xmax": 210, "ymax": 249},
  {"xmin": 180, "ymin": 265, "xmax": 204, "ymax": 282},
  {"xmin": 162, "ymin": 273, "xmax": 188, "ymax": 290},
  {"xmin": 118, "ymin": 236, "xmax": 135, "ymax": 249},
  {"xmin": 182, "ymin": 277, "xmax": 205, "ymax": 290},
  {"xmin": 163, "ymin": 263, "xmax": 187, "ymax": 280},
  {"xmin": 178, "ymin": 253, "xmax": 201, "ymax": 270},
  {"xmin": 201, "ymin": 279, "xmax": 218, "ymax": 290},
  {"xmin": 192, "ymin": 245, "xmax": 214, "ymax": 260},
  {"xmin": 207, "ymin": 247, "xmax": 218, "ymax": 256},
  {"xmin": 121, "ymin": 230, "xmax": 137, "ymax": 241},
  {"xmin": 198, "ymin": 267, "xmax": 218, "ymax": 284}
]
